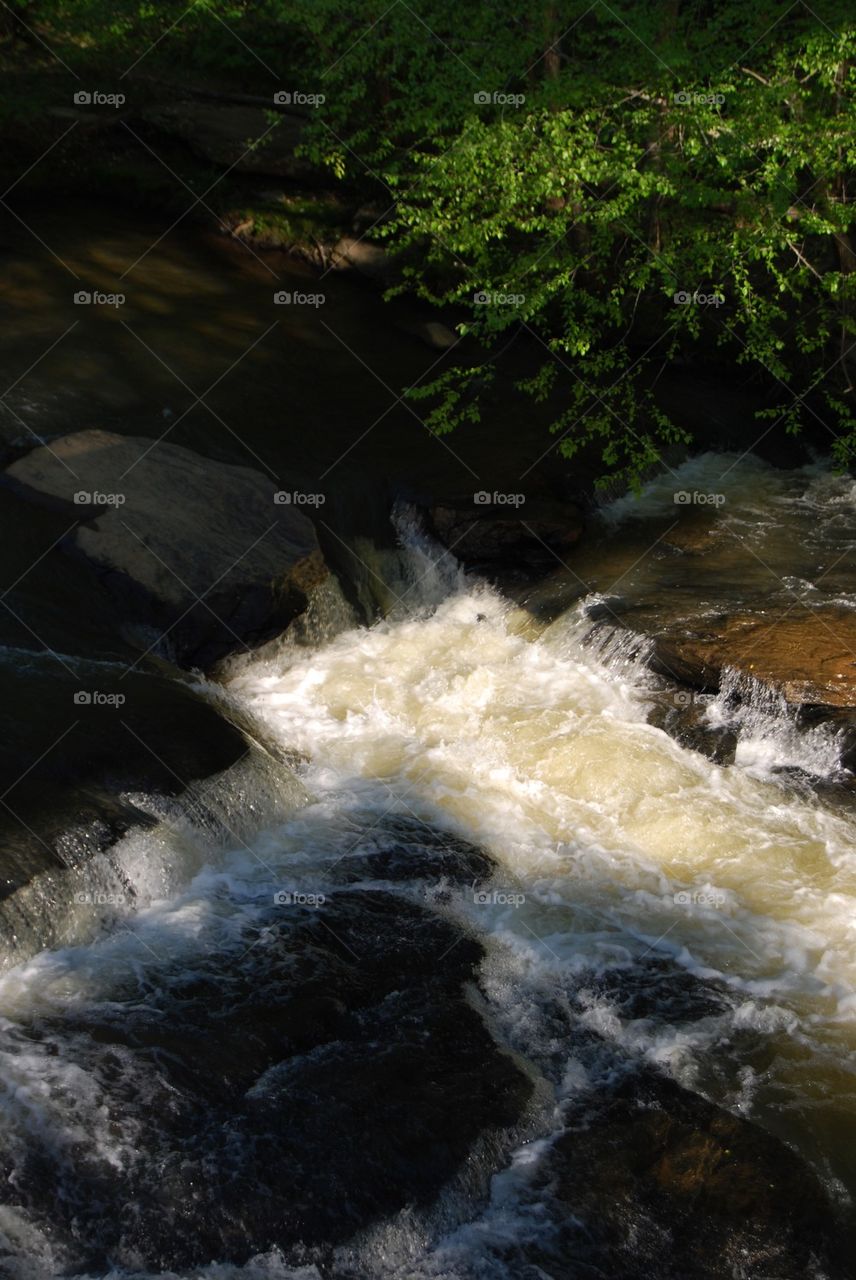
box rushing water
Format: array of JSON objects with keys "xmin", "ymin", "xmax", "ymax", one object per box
[
  {"xmin": 574, "ymin": 452, "xmax": 856, "ymax": 783},
  {"xmin": 1, "ymin": 494, "xmax": 855, "ymax": 1278}
]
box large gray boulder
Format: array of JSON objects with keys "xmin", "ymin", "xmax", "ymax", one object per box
[
  {"xmin": 3, "ymin": 430, "xmax": 329, "ymax": 667},
  {"xmin": 140, "ymin": 101, "xmax": 315, "ymax": 180}
]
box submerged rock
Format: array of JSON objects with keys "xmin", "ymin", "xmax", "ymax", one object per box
[
  {"xmin": 491, "ymin": 952, "xmax": 848, "ymax": 1275},
  {"xmin": 660, "ymin": 509, "xmax": 731, "ymax": 555},
  {"xmin": 8, "ymin": 888, "xmax": 531, "ymax": 1272},
  {"xmin": 533, "ymin": 1068, "xmax": 849, "ymax": 1279},
  {"xmin": 3, "ymin": 430, "xmax": 330, "ymax": 667},
  {"xmin": 335, "ymin": 812, "xmax": 495, "ymax": 888}
]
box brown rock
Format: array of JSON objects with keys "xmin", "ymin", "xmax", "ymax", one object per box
[
  {"xmin": 540, "ymin": 1071, "xmax": 848, "ymax": 1279},
  {"xmin": 329, "ymin": 235, "xmax": 392, "ymax": 282},
  {"xmin": 654, "ymin": 609, "xmax": 856, "ymax": 708},
  {"xmin": 661, "ymin": 513, "xmax": 730, "ymax": 555}
]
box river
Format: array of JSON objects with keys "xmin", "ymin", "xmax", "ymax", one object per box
[{"xmin": 1, "ymin": 205, "xmax": 855, "ymax": 1279}]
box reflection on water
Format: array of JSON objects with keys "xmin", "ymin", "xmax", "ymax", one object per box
[
  {"xmin": 0, "ymin": 200, "xmax": 549, "ymax": 496},
  {"xmin": 571, "ymin": 452, "xmax": 856, "ymax": 621}
]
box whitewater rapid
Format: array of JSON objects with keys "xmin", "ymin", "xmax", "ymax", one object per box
[{"xmin": 2, "ymin": 476, "xmax": 856, "ymax": 1277}]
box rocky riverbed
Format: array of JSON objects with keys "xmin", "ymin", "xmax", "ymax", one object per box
[{"xmin": 1, "ymin": 176, "xmax": 855, "ymax": 1280}]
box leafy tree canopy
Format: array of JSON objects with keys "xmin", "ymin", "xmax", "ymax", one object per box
[{"xmin": 3, "ymin": 1, "xmax": 855, "ymax": 485}]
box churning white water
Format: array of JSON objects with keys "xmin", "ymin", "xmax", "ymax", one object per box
[
  {"xmin": 1, "ymin": 498, "xmax": 856, "ymax": 1278},
  {"xmin": 218, "ymin": 508, "xmax": 856, "ymax": 1271},
  {"xmin": 231, "ymin": 562, "xmax": 856, "ymax": 1019}
]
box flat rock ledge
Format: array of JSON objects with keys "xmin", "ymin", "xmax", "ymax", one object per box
[
  {"xmin": 3, "ymin": 430, "xmax": 329, "ymax": 668},
  {"xmin": 653, "ymin": 608, "xmax": 856, "ymax": 710}
]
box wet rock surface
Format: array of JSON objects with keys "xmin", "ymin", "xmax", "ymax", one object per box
[
  {"xmin": 0, "ymin": 664, "xmax": 247, "ymax": 901},
  {"xmin": 3, "ymin": 430, "xmax": 330, "ymax": 667},
  {"xmin": 7, "ymin": 884, "xmax": 531, "ymax": 1273},
  {"xmin": 483, "ymin": 956, "xmax": 849, "ymax": 1280},
  {"xmin": 652, "ymin": 608, "xmax": 856, "ymax": 709},
  {"xmin": 337, "ymin": 812, "xmax": 495, "ymax": 888},
  {"xmin": 429, "ymin": 496, "xmax": 584, "ymax": 568},
  {"xmin": 646, "ymin": 691, "xmax": 739, "ymax": 766},
  {"xmin": 532, "ymin": 1069, "xmax": 849, "ymax": 1279}
]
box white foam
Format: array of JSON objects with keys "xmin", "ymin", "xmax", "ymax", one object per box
[{"xmin": 2, "ymin": 496, "xmax": 856, "ymax": 1276}]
